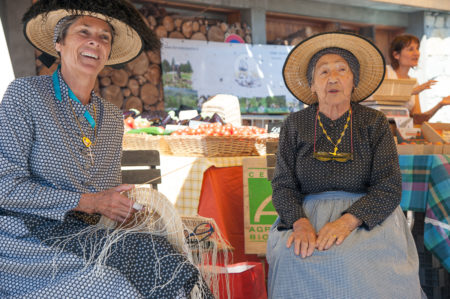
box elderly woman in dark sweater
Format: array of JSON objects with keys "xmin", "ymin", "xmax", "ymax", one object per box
[{"xmin": 267, "ymin": 32, "xmax": 424, "ymax": 299}]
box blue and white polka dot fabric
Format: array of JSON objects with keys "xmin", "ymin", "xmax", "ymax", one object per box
[{"xmin": 0, "ymin": 71, "xmax": 210, "ymax": 298}]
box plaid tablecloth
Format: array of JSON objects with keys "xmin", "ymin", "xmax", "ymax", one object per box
[
  {"xmin": 158, "ymin": 155, "xmax": 245, "ymax": 215},
  {"xmin": 399, "ymin": 154, "xmax": 450, "ymax": 271}
]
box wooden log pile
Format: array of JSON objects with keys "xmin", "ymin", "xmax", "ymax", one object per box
[
  {"xmin": 269, "ymin": 26, "xmax": 316, "ymax": 46},
  {"xmin": 97, "ymin": 50, "xmax": 164, "ymax": 112},
  {"xmin": 35, "ymin": 48, "xmax": 164, "ymax": 113},
  {"xmin": 139, "ymin": 4, "xmax": 252, "ymax": 44},
  {"xmin": 34, "ymin": 2, "xmax": 253, "ymax": 114}
]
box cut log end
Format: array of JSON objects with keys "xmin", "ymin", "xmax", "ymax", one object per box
[
  {"xmin": 125, "ymin": 96, "xmax": 143, "ymax": 113},
  {"xmin": 207, "ymin": 25, "xmax": 225, "ymax": 42},
  {"xmin": 101, "ymin": 85, "xmax": 124, "ymax": 108},
  {"xmin": 140, "ymin": 83, "xmax": 159, "ymax": 105},
  {"xmin": 191, "ymin": 32, "xmax": 207, "ymax": 41}
]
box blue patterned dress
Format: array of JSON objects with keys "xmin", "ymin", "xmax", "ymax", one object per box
[{"xmin": 0, "ymin": 71, "xmax": 210, "ymax": 298}]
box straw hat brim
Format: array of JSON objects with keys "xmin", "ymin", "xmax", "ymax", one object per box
[
  {"xmin": 24, "ymin": 9, "xmax": 143, "ymax": 66},
  {"xmin": 283, "ymin": 32, "xmax": 385, "ymax": 105}
]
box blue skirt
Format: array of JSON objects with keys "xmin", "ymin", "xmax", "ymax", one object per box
[{"xmin": 267, "ymin": 191, "xmax": 425, "ymax": 299}]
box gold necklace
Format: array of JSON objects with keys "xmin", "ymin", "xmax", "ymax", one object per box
[
  {"xmin": 317, "ymin": 108, "xmax": 351, "ymax": 156},
  {"xmin": 69, "ymin": 100, "xmax": 97, "ymax": 165}
]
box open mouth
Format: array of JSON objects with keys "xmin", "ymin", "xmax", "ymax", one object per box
[
  {"xmin": 81, "ymin": 52, "xmax": 99, "ymax": 60},
  {"xmin": 328, "ymin": 89, "xmax": 339, "ymax": 94}
]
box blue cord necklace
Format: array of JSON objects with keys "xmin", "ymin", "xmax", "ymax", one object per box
[
  {"xmin": 52, "ymin": 65, "xmax": 96, "ymax": 128},
  {"xmin": 52, "ymin": 66, "xmax": 97, "ymax": 165}
]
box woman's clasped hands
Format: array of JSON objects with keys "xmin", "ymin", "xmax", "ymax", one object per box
[{"xmin": 286, "ymin": 214, "xmax": 362, "ymax": 258}]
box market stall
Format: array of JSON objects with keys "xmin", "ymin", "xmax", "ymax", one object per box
[{"xmin": 120, "ymin": 88, "xmax": 449, "ymax": 292}]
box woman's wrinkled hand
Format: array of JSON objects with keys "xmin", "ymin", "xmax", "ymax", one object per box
[
  {"xmin": 412, "ymin": 79, "xmax": 437, "ymax": 95},
  {"xmin": 74, "ymin": 184, "xmax": 137, "ymax": 223},
  {"xmin": 316, "ymin": 213, "xmax": 362, "ymax": 251},
  {"xmin": 286, "ymin": 218, "xmax": 317, "ymax": 258}
]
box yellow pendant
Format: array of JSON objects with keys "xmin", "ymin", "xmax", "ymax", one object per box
[
  {"xmin": 330, "ymin": 147, "xmax": 338, "ymax": 156},
  {"xmin": 82, "ymin": 136, "xmax": 92, "ymax": 148}
]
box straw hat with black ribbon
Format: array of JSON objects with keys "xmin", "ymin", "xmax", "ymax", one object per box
[
  {"xmin": 22, "ymin": 0, "xmax": 160, "ymax": 67},
  {"xmin": 283, "ymin": 32, "xmax": 385, "ymax": 105}
]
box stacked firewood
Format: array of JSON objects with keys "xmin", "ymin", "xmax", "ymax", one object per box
[
  {"xmin": 139, "ymin": 3, "xmax": 252, "ymax": 43},
  {"xmin": 34, "ymin": 3, "xmax": 252, "ymax": 113},
  {"xmin": 97, "ymin": 50, "xmax": 164, "ymax": 112},
  {"xmin": 269, "ymin": 26, "xmax": 315, "ymax": 46},
  {"xmin": 148, "ymin": 14, "xmax": 252, "ymax": 43},
  {"xmin": 34, "ymin": 49, "xmax": 163, "ymax": 112}
]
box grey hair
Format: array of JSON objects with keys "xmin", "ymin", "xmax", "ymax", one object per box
[
  {"xmin": 53, "ymin": 15, "xmax": 80, "ymax": 45},
  {"xmin": 306, "ymin": 47, "xmax": 360, "ymax": 87}
]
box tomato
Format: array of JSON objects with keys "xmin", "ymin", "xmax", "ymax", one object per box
[
  {"xmin": 194, "ymin": 128, "xmax": 204, "ymax": 135},
  {"xmin": 124, "ymin": 117, "xmax": 135, "ymax": 129}
]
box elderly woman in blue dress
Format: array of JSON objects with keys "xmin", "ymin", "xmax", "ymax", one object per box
[
  {"xmin": 0, "ymin": 0, "xmax": 212, "ymax": 298},
  {"xmin": 267, "ymin": 32, "xmax": 425, "ymax": 298}
]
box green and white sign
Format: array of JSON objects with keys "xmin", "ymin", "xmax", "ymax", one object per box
[{"xmin": 243, "ymin": 158, "xmax": 277, "ymax": 254}]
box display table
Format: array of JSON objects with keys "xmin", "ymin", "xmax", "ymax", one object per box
[
  {"xmin": 399, "ymin": 154, "xmax": 450, "ymax": 271},
  {"xmin": 196, "ymin": 154, "xmax": 450, "ymax": 271},
  {"xmin": 158, "ymin": 155, "xmax": 245, "ymax": 215}
]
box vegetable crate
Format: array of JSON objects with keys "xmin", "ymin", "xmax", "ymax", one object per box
[
  {"xmin": 254, "ymin": 134, "xmax": 279, "ymax": 156},
  {"xmin": 421, "ymin": 122, "xmax": 450, "ymax": 154},
  {"xmin": 164, "ymin": 135, "xmax": 259, "ymax": 157},
  {"xmin": 123, "ymin": 134, "xmax": 172, "ymax": 155},
  {"xmin": 372, "ymin": 78, "xmax": 416, "ymax": 102}
]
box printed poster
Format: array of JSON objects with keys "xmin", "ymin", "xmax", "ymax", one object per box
[{"xmin": 160, "ymin": 38, "xmax": 302, "ymax": 114}]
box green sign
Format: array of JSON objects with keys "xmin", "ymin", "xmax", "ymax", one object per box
[{"xmin": 248, "ymin": 177, "xmax": 277, "ymax": 225}]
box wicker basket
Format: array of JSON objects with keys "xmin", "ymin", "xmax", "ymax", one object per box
[
  {"xmin": 181, "ymin": 215, "xmax": 233, "ymax": 251},
  {"xmin": 372, "ymin": 78, "xmax": 416, "ymax": 102},
  {"xmin": 254, "ymin": 134, "xmax": 279, "ymax": 156},
  {"xmin": 164, "ymin": 135, "xmax": 258, "ymax": 157},
  {"xmin": 123, "ymin": 134, "xmax": 172, "ymax": 154},
  {"xmin": 181, "ymin": 215, "xmax": 216, "ymax": 232}
]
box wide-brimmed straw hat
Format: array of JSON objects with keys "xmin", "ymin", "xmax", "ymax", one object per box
[
  {"xmin": 22, "ymin": 0, "xmax": 160, "ymax": 66},
  {"xmin": 283, "ymin": 32, "xmax": 385, "ymax": 105}
]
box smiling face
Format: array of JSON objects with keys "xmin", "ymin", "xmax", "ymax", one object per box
[
  {"xmin": 393, "ymin": 41, "xmax": 420, "ymax": 68},
  {"xmin": 55, "ymin": 16, "xmax": 113, "ymax": 77},
  {"xmin": 310, "ymin": 54, "xmax": 354, "ymax": 108}
]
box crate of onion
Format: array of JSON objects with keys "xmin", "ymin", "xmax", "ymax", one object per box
[{"xmin": 165, "ymin": 123, "xmax": 274, "ymax": 157}]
